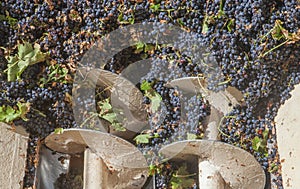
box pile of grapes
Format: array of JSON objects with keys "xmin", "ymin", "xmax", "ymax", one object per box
[{"xmin": 0, "ymin": 0, "xmax": 299, "ymax": 188}]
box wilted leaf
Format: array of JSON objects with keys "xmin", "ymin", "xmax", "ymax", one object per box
[{"xmin": 17, "ymin": 102, "xmax": 30, "ymax": 121}]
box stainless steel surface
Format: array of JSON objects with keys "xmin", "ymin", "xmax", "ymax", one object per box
[
  {"xmin": 36, "ymin": 145, "xmax": 70, "ymax": 189},
  {"xmin": 45, "ymin": 129, "xmax": 149, "ymax": 188},
  {"xmin": 167, "ymin": 77, "xmax": 244, "ymax": 115},
  {"xmin": 83, "ymin": 148, "xmax": 107, "ymax": 189},
  {"xmin": 159, "ymin": 140, "xmax": 266, "ymax": 189},
  {"xmin": 73, "ymin": 68, "xmax": 148, "ymax": 136}
]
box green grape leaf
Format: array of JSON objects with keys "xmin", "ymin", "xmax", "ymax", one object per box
[
  {"xmin": 111, "ymin": 122, "xmax": 126, "ymax": 131},
  {"xmin": 252, "ymin": 136, "xmax": 261, "ymax": 151},
  {"xmin": 136, "ymin": 41, "xmax": 145, "ymax": 50},
  {"xmin": 150, "ymin": 4, "xmax": 160, "ymax": 12},
  {"xmin": 171, "ymin": 164, "xmax": 196, "ymax": 189},
  {"xmin": 227, "ymin": 19, "xmax": 234, "ymax": 32},
  {"xmin": 18, "ymin": 42, "xmax": 33, "ymax": 59},
  {"xmin": 7, "ymin": 55, "xmax": 19, "ymax": 81},
  {"xmin": 6, "ymin": 42, "xmax": 47, "ymax": 81},
  {"xmin": 5, "ymin": 11, "xmax": 17, "ymax": 28},
  {"xmin": 0, "ymin": 14, "xmax": 6, "ymax": 21},
  {"xmin": 0, "ymin": 107, "xmax": 6, "ymax": 121},
  {"xmin": 148, "ymin": 164, "xmax": 158, "ymax": 176},
  {"xmin": 202, "ymin": 22, "xmax": 209, "ymax": 34},
  {"xmin": 271, "ymin": 20, "xmax": 285, "ymax": 41},
  {"xmin": 177, "ymin": 164, "xmax": 189, "ymax": 175},
  {"xmin": 140, "ymin": 80, "xmax": 152, "ymax": 91},
  {"xmin": 101, "ymin": 112, "xmax": 117, "ymax": 123},
  {"xmin": 171, "ymin": 180, "xmax": 181, "ymax": 189},
  {"xmin": 187, "ymin": 133, "xmax": 197, "ymax": 140},
  {"xmin": 202, "ymin": 15, "xmax": 209, "ymax": 34},
  {"xmin": 134, "ymin": 133, "xmax": 152, "ymax": 144},
  {"xmin": 177, "ymin": 18, "xmax": 184, "ymax": 26},
  {"xmin": 117, "ymin": 13, "xmax": 123, "ymax": 22},
  {"xmin": 263, "ymin": 128, "xmax": 269, "ymax": 139},
  {"xmin": 150, "ymin": 92, "xmax": 162, "ymax": 112},
  {"xmin": 144, "ymin": 44, "xmax": 155, "ymax": 52},
  {"xmin": 99, "ymin": 98, "xmax": 112, "ymax": 111},
  {"xmin": 27, "ymin": 45, "xmax": 47, "ymax": 65},
  {"xmin": 17, "ymin": 102, "xmax": 30, "ymax": 121},
  {"xmin": 54, "ymin": 128, "xmax": 64, "ymax": 134},
  {"xmin": 97, "ymin": 98, "xmax": 125, "ymax": 131},
  {"xmin": 128, "ymin": 17, "xmax": 135, "ymax": 25},
  {"xmin": 17, "ymin": 60, "xmax": 30, "ymax": 79},
  {"xmin": 5, "ymin": 106, "xmax": 20, "ymax": 122}
]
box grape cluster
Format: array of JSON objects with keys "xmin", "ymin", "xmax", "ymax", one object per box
[
  {"xmin": 23, "ymin": 136, "xmax": 39, "ymax": 188},
  {"xmin": 1, "ymin": 0, "xmax": 299, "ymax": 188},
  {"xmin": 0, "ymin": 80, "xmax": 75, "ymax": 137},
  {"xmin": 154, "ymin": 162, "xmax": 173, "ymax": 189}
]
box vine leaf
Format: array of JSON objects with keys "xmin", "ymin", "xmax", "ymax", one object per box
[
  {"xmin": 17, "ymin": 102, "xmax": 30, "ymax": 121},
  {"xmin": 0, "ymin": 102, "xmax": 30, "ymax": 123},
  {"xmin": 187, "ymin": 133, "xmax": 197, "ymax": 140},
  {"xmin": 97, "ymin": 98, "xmax": 126, "ymax": 131},
  {"xmin": 252, "ymin": 129, "xmax": 269, "ymax": 157},
  {"xmin": 140, "ymin": 80, "xmax": 162, "ymax": 112},
  {"xmin": 140, "ymin": 80, "xmax": 152, "ymax": 91},
  {"xmin": 150, "ymin": 92, "xmax": 162, "ymax": 112},
  {"xmin": 3, "ymin": 106, "xmax": 19, "ymax": 122},
  {"xmin": 6, "ymin": 42, "xmax": 48, "ymax": 81},
  {"xmin": 54, "ymin": 128, "xmax": 64, "ymax": 134},
  {"xmin": 134, "ymin": 133, "xmax": 153, "ymax": 144},
  {"xmin": 170, "ymin": 164, "xmax": 195, "ymax": 189}
]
